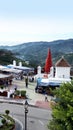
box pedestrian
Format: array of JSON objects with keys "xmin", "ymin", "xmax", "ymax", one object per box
[
  {"xmin": 25, "ymin": 75, "xmax": 28, "ymax": 88},
  {"xmin": 5, "ymin": 79, "xmax": 8, "ymax": 88},
  {"xmin": 9, "ymin": 79, "xmax": 12, "ymax": 85},
  {"xmin": 14, "ymin": 84, "xmax": 17, "ymax": 91},
  {"xmin": 45, "ymin": 94, "xmax": 48, "ymax": 102}
]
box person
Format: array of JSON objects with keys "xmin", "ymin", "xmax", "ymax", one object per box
[
  {"xmin": 32, "ymin": 76, "xmax": 34, "ymax": 82},
  {"xmin": 9, "ymin": 79, "xmax": 12, "ymax": 85},
  {"xmin": 14, "ymin": 84, "xmax": 17, "ymax": 91},
  {"xmin": 25, "ymin": 75, "xmax": 28, "ymax": 88},
  {"xmin": 45, "ymin": 94, "xmax": 48, "ymax": 102},
  {"xmin": 4, "ymin": 79, "xmax": 8, "ymax": 88}
]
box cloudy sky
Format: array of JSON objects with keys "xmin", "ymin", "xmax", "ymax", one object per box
[{"xmin": 0, "ymin": 0, "xmax": 73, "ymax": 46}]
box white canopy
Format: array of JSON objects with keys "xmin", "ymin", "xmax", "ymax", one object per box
[
  {"xmin": 0, "ymin": 73, "xmax": 12, "ymax": 79},
  {"xmin": 0, "ymin": 65, "xmax": 22, "ymax": 74}
]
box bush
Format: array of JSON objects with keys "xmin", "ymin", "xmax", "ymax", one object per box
[
  {"xmin": 0, "ymin": 111, "xmax": 15, "ymax": 130},
  {"xmin": 21, "ymin": 90, "xmax": 26, "ymax": 97},
  {"xmin": 1, "ymin": 118, "xmax": 6, "ymax": 125},
  {"xmin": 14, "ymin": 90, "xmax": 20, "ymax": 96},
  {"xmin": 0, "ymin": 85, "xmax": 4, "ymax": 89},
  {"xmin": 5, "ymin": 110, "xmax": 10, "ymax": 115}
]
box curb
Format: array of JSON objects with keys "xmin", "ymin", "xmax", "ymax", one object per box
[{"xmin": 0, "ymin": 98, "xmax": 51, "ymax": 110}]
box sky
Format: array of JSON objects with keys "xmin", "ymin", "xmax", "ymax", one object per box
[{"xmin": 0, "ymin": 0, "xmax": 73, "ymax": 46}]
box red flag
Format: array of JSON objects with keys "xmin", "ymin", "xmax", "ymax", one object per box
[{"xmin": 44, "ymin": 49, "xmax": 52, "ymax": 74}]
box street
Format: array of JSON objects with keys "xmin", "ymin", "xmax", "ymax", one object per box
[{"xmin": 0, "ymin": 102, "xmax": 52, "ymax": 130}]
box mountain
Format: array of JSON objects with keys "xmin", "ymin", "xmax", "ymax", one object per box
[
  {"xmin": 0, "ymin": 49, "xmax": 27, "ymax": 66},
  {"xmin": 0, "ymin": 49, "xmax": 18, "ymax": 65},
  {"xmin": 0, "ymin": 39, "xmax": 73, "ymax": 67}
]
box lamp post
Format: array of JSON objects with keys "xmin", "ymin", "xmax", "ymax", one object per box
[{"xmin": 24, "ymin": 100, "xmax": 28, "ymax": 130}]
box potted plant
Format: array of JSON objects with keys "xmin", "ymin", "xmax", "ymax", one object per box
[
  {"xmin": 21, "ymin": 90, "xmax": 26, "ymax": 98},
  {"xmin": 14, "ymin": 90, "xmax": 21, "ymax": 99}
]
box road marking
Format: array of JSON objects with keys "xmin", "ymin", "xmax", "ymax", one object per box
[{"xmin": 39, "ymin": 120, "xmax": 44, "ymax": 125}]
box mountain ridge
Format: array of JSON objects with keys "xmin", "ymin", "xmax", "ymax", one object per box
[{"xmin": 0, "ymin": 39, "xmax": 73, "ymax": 67}]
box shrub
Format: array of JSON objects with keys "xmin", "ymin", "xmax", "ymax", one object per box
[
  {"xmin": 0, "ymin": 112, "xmax": 15, "ymax": 130},
  {"xmin": 5, "ymin": 110, "xmax": 10, "ymax": 116},
  {"xmin": 21, "ymin": 90, "xmax": 26, "ymax": 97},
  {"xmin": 1, "ymin": 118, "xmax": 6, "ymax": 125},
  {"xmin": 0, "ymin": 85, "xmax": 4, "ymax": 89},
  {"xmin": 14, "ymin": 90, "xmax": 20, "ymax": 96}
]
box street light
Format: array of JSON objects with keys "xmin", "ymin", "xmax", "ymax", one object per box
[{"xmin": 24, "ymin": 100, "xmax": 28, "ymax": 130}]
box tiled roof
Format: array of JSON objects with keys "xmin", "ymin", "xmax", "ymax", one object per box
[{"xmin": 55, "ymin": 56, "xmax": 71, "ymax": 67}]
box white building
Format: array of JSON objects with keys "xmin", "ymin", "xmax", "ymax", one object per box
[
  {"xmin": 55, "ymin": 56, "xmax": 71, "ymax": 79},
  {"xmin": 37, "ymin": 56, "xmax": 71, "ymax": 86}
]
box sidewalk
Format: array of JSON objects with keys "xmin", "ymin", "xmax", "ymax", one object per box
[{"xmin": 0, "ymin": 79, "xmax": 52, "ymax": 109}]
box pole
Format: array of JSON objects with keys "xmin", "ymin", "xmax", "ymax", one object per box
[
  {"xmin": 25, "ymin": 110, "xmax": 27, "ymax": 130},
  {"xmin": 24, "ymin": 100, "xmax": 28, "ymax": 130}
]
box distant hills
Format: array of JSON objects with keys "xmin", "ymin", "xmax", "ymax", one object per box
[
  {"xmin": 0, "ymin": 49, "xmax": 18, "ymax": 65},
  {"xmin": 0, "ymin": 39, "xmax": 73, "ymax": 67},
  {"xmin": 0, "ymin": 49, "xmax": 27, "ymax": 66}
]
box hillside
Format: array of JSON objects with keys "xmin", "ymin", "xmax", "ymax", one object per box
[
  {"xmin": 0, "ymin": 49, "xmax": 27, "ymax": 66},
  {"xmin": 0, "ymin": 39, "xmax": 73, "ymax": 67}
]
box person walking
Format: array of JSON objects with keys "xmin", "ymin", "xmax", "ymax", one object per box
[
  {"xmin": 25, "ymin": 75, "xmax": 28, "ymax": 88},
  {"xmin": 45, "ymin": 94, "xmax": 48, "ymax": 102}
]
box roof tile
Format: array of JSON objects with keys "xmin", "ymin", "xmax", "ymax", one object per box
[{"xmin": 55, "ymin": 56, "xmax": 71, "ymax": 67}]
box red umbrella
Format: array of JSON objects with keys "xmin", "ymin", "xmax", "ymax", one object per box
[{"xmin": 44, "ymin": 49, "xmax": 52, "ymax": 74}]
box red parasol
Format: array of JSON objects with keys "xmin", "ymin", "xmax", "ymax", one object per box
[{"xmin": 44, "ymin": 49, "xmax": 52, "ymax": 74}]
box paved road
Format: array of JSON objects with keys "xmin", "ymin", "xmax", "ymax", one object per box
[
  {"xmin": 15, "ymin": 120, "xmax": 23, "ymax": 130},
  {"xmin": 0, "ymin": 78, "xmax": 53, "ymax": 130},
  {"xmin": 0, "ymin": 102, "xmax": 52, "ymax": 130}
]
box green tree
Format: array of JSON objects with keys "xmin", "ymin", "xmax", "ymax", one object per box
[
  {"xmin": 48, "ymin": 80, "xmax": 73, "ymax": 130},
  {"xmin": 5, "ymin": 110, "xmax": 10, "ymax": 116}
]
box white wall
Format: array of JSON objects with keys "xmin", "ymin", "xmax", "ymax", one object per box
[
  {"xmin": 13, "ymin": 60, "xmax": 16, "ymax": 66},
  {"xmin": 37, "ymin": 66, "xmax": 41, "ymax": 75},
  {"xmin": 19, "ymin": 62, "xmax": 22, "ymax": 67},
  {"xmin": 49, "ymin": 67, "xmax": 54, "ymax": 77},
  {"xmin": 55, "ymin": 67, "xmax": 70, "ymax": 79}
]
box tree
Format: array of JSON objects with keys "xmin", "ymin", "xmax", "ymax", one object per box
[
  {"xmin": 48, "ymin": 80, "xmax": 73, "ymax": 130},
  {"xmin": 5, "ymin": 110, "xmax": 10, "ymax": 116}
]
